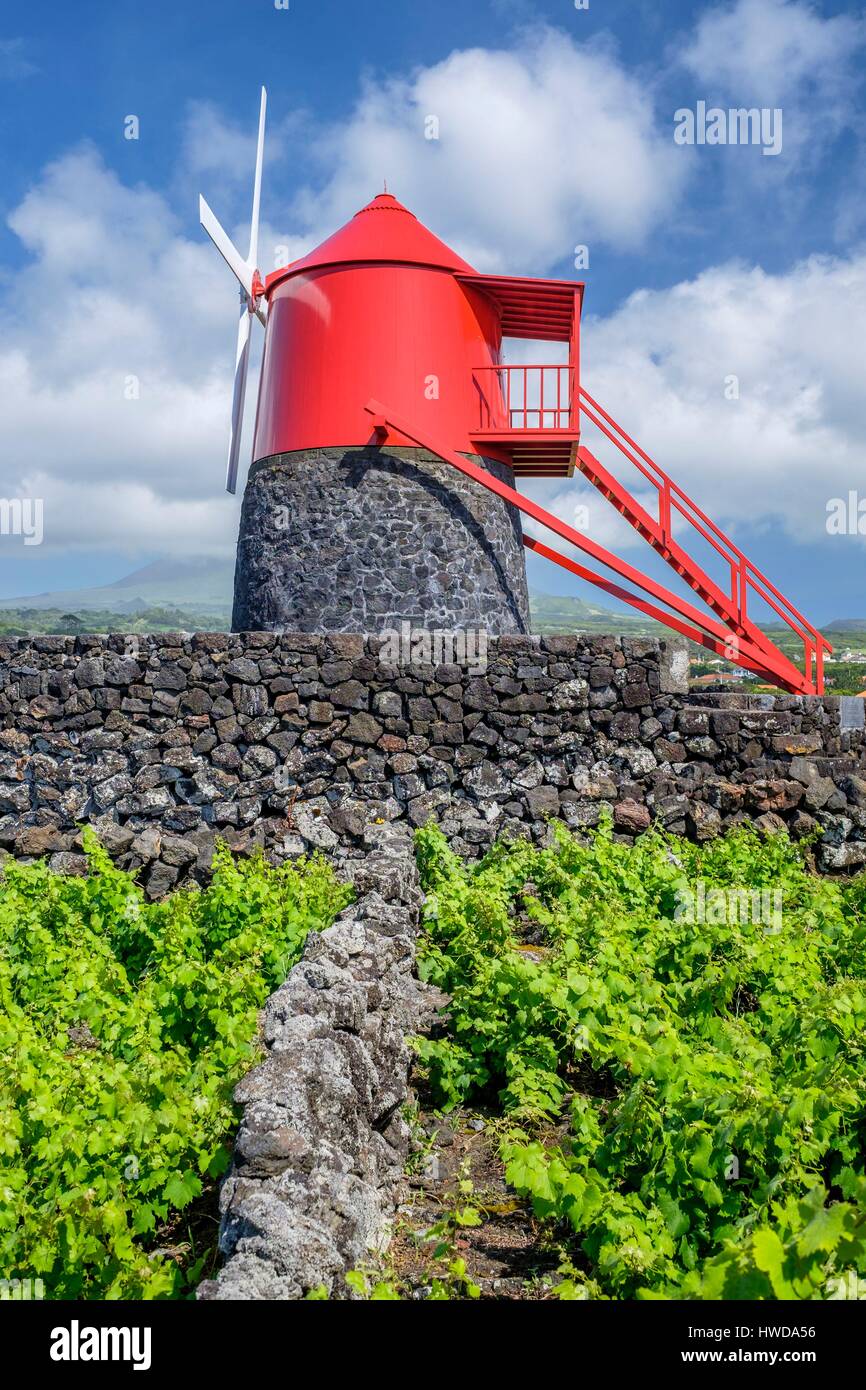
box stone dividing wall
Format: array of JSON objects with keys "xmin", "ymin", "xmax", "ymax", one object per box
[
  {"xmin": 2, "ymin": 632, "xmax": 866, "ymax": 886},
  {"xmin": 198, "ymin": 821, "xmax": 444, "ymax": 1301},
  {"xmin": 232, "ymin": 446, "xmax": 531, "ymax": 635}
]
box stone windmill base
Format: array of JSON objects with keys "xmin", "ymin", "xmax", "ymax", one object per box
[{"xmin": 232, "ymin": 446, "xmax": 531, "ymax": 635}]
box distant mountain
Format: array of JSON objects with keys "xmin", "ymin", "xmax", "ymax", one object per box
[
  {"xmin": 0, "ymin": 560, "xmax": 666, "ymax": 638},
  {"xmin": 102, "ymin": 556, "xmax": 230, "ymax": 593},
  {"xmin": 0, "ymin": 556, "xmax": 234, "ymax": 617},
  {"xmin": 825, "ymin": 618, "xmax": 866, "ymax": 633},
  {"xmin": 1, "ymin": 561, "xmax": 640, "ymax": 629},
  {"xmin": 529, "ymin": 590, "xmax": 656, "ymax": 635},
  {"xmin": 529, "ymin": 592, "xmax": 616, "ymax": 621}
]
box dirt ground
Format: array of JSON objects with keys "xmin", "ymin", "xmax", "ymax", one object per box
[{"xmin": 386, "ymin": 1093, "xmax": 566, "ymax": 1300}]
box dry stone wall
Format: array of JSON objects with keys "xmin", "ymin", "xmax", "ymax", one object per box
[
  {"xmin": 198, "ymin": 821, "xmax": 444, "ymax": 1301},
  {"xmin": 1, "ymin": 631, "xmax": 865, "ymax": 883}
]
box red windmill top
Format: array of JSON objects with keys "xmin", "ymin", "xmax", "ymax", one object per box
[
  {"xmin": 256, "ymin": 188, "xmax": 584, "ymax": 478},
  {"xmin": 200, "ymin": 89, "xmax": 831, "ymax": 696},
  {"xmin": 269, "ymin": 192, "xmax": 476, "ymax": 276}
]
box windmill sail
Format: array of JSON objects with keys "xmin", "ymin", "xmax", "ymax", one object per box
[{"xmin": 199, "ymin": 87, "xmax": 268, "ymax": 494}]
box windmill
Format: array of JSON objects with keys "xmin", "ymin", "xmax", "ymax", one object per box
[{"xmin": 199, "ymin": 90, "xmax": 831, "ymax": 693}]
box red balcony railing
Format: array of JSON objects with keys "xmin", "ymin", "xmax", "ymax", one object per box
[{"xmin": 471, "ymin": 365, "xmax": 576, "ymax": 433}]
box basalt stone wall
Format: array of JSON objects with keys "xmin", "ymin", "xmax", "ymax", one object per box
[
  {"xmin": 232, "ymin": 446, "xmax": 531, "ymax": 635},
  {"xmin": 198, "ymin": 820, "xmax": 446, "ymax": 1301},
  {"xmin": 1, "ymin": 631, "xmax": 866, "ymax": 891}
]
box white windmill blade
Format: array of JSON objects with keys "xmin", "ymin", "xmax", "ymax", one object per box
[
  {"xmin": 200, "ymin": 88, "xmax": 270, "ymax": 494},
  {"xmin": 199, "ymin": 195, "xmax": 256, "ymax": 301},
  {"xmin": 248, "ymin": 87, "xmax": 267, "ymax": 269},
  {"xmin": 226, "ymin": 299, "xmax": 252, "ymax": 495}
]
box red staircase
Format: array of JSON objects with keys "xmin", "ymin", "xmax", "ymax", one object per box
[
  {"xmin": 366, "ymin": 387, "xmax": 831, "ymax": 696},
  {"xmin": 457, "ymin": 272, "xmax": 830, "ymax": 693},
  {"xmin": 570, "ymin": 388, "xmax": 831, "ymax": 694}
]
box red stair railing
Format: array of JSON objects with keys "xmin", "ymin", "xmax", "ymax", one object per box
[
  {"xmin": 363, "ymin": 395, "xmax": 830, "ymax": 696},
  {"xmin": 577, "ymin": 387, "xmax": 832, "ymax": 692}
]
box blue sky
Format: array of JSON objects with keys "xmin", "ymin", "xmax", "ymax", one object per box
[{"xmin": 0, "ymin": 0, "xmax": 864, "ymax": 624}]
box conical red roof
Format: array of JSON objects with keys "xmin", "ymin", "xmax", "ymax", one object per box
[{"xmin": 283, "ymin": 193, "xmax": 475, "ymax": 276}]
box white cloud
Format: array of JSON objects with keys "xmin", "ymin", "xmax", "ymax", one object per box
[
  {"xmin": 682, "ymin": 0, "xmax": 865, "ymax": 100},
  {"xmin": 9, "ymin": 147, "xmax": 177, "ymax": 285},
  {"xmin": 679, "ymin": 0, "xmax": 866, "ymax": 161},
  {"xmin": 0, "ymin": 38, "xmax": 37, "ymax": 81},
  {"xmin": 1, "ymin": 147, "xmax": 246, "ymax": 560},
  {"xmin": 182, "ymin": 100, "xmax": 265, "ymax": 182},
  {"xmin": 293, "ymin": 28, "xmax": 689, "ymax": 272}
]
